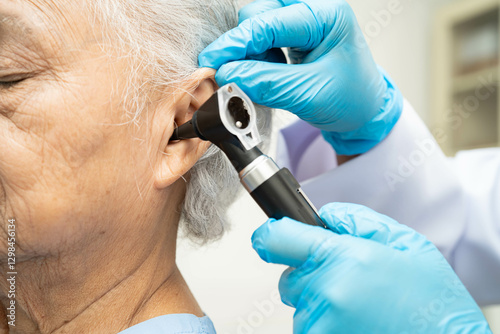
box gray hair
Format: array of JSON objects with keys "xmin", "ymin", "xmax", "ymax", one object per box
[{"xmin": 87, "ymin": 0, "xmax": 271, "ymax": 243}]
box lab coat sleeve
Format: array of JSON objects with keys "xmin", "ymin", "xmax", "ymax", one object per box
[
  {"xmin": 277, "ymin": 100, "xmax": 500, "ymax": 306},
  {"xmin": 451, "ymin": 148, "xmax": 500, "ymax": 305}
]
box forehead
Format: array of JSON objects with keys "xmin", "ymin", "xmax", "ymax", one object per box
[
  {"xmin": 0, "ymin": 1, "xmax": 92, "ymax": 48},
  {"xmin": 0, "ymin": 13, "xmax": 31, "ymax": 35},
  {"xmin": 0, "ymin": 7, "xmax": 35, "ymax": 44}
]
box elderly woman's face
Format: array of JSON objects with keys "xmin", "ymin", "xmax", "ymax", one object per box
[{"xmin": 0, "ymin": 1, "xmax": 209, "ymax": 258}]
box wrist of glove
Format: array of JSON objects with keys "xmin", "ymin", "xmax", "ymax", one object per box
[{"xmin": 321, "ymin": 66, "xmax": 404, "ymax": 156}]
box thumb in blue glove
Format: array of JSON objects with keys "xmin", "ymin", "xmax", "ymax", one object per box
[{"xmin": 252, "ymin": 202, "xmax": 491, "ymax": 334}]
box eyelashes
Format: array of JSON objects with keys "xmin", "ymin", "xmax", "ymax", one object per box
[
  {"xmin": 0, "ymin": 78, "xmax": 26, "ymax": 88},
  {"xmin": 0, "ymin": 74, "xmax": 30, "ymax": 89}
]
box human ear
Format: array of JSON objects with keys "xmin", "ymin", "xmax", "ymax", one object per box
[{"xmin": 153, "ymin": 68, "xmax": 217, "ymax": 190}]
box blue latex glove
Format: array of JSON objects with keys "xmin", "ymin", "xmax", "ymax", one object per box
[
  {"xmin": 198, "ymin": 0, "xmax": 404, "ymax": 155},
  {"xmin": 252, "ymin": 203, "xmax": 492, "ymax": 333}
]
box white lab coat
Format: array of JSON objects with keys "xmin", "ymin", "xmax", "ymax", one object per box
[{"xmin": 277, "ymin": 100, "xmax": 500, "ymax": 306}]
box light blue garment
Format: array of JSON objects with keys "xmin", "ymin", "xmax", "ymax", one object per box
[{"xmin": 118, "ymin": 314, "xmax": 216, "ymax": 334}]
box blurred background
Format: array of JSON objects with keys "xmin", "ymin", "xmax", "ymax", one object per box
[{"xmin": 178, "ymin": 0, "xmax": 500, "ymax": 333}]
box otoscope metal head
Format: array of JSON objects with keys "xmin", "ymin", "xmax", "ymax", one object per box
[{"xmin": 170, "ymin": 83, "xmax": 261, "ymax": 150}]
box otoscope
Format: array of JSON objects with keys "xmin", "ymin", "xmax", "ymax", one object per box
[{"xmin": 170, "ymin": 83, "xmax": 326, "ymax": 228}]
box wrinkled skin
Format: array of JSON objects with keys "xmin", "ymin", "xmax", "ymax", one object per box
[{"xmin": 0, "ymin": 1, "xmax": 213, "ymax": 333}]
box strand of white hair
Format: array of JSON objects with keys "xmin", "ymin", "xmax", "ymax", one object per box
[{"xmin": 86, "ymin": 0, "xmax": 272, "ymax": 243}]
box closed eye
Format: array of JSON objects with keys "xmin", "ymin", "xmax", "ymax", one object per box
[{"xmin": 0, "ymin": 74, "xmax": 29, "ymax": 88}]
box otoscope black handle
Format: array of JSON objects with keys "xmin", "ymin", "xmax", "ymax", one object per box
[
  {"xmin": 251, "ymin": 169, "xmax": 326, "ymax": 227},
  {"xmin": 241, "ymin": 163, "xmax": 327, "ymax": 228}
]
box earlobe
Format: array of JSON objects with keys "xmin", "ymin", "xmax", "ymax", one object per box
[
  {"xmin": 153, "ymin": 68, "xmax": 217, "ymax": 190},
  {"xmin": 154, "ymin": 139, "xmax": 211, "ymax": 190}
]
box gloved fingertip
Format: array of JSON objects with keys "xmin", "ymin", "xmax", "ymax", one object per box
[
  {"xmin": 218, "ymin": 60, "xmax": 242, "ymax": 73},
  {"xmin": 279, "ymin": 294, "xmax": 295, "ymax": 308},
  {"xmin": 216, "ymin": 62, "xmax": 258, "ymax": 93},
  {"xmin": 214, "ymin": 63, "xmax": 235, "ymax": 86},
  {"xmin": 318, "ymin": 202, "xmax": 352, "ymax": 234},
  {"xmin": 251, "ymin": 217, "xmax": 324, "ymax": 267},
  {"xmin": 197, "ymin": 53, "xmax": 217, "ymax": 70},
  {"xmin": 252, "ymin": 245, "xmax": 272, "ymax": 263},
  {"xmin": 251, "ymin": 217, "xmax": 275, "ymax": 241},
  {"xmin": 318, "ymin": 202, "xmax": 347, "ymax": 216},
  {"xmin": 251, "ymin": 220, "xmax": 278, "ymax": 264},
  {"xmin": 213, "ymin": 73, "xmax": 228, "ymax": 89}
]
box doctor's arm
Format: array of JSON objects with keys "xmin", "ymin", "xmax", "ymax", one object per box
[
  {"xmin": 281, "ymin": 100, "xmax": 500, "ymax": 306},
  {"xmin": 198, "ymin": 0, "xmax": 500, "ymax": 304}
]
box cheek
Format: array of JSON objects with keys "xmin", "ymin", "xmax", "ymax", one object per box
[
  {"xmin": 0, "ymin": 82, "xmax": 109, "ymax": 210},
  {"xmin": 0, "ymin": 51, "xmax": 160, "ymax": 256},
  {"xmin": 0, "ymin": 81, "xmax": 146, "ymax": 256},
  {"xmin": 0, "ymin": 76, "xmax": 110, "ymax": 192},
  {"xmin": 0, "ymin": 125, "xmax": 151, "ymax": 257}
]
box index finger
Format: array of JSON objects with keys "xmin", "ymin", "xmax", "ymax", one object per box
[
  {"xmin": 198, "ymin": 3, "xmax": 323, "ymax": 69},
  {"xmin": 319, "ymin": 203, "xmax": 430, "ymax": 252}
]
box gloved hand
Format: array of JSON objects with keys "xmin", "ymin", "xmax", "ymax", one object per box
[
  {"xmin": 198, "ymin": 0, "xmax": 404, "ymax": 155},
  {"xmin": 251, "ymin": 203, "xmax": 492, "ymax": 334}
]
